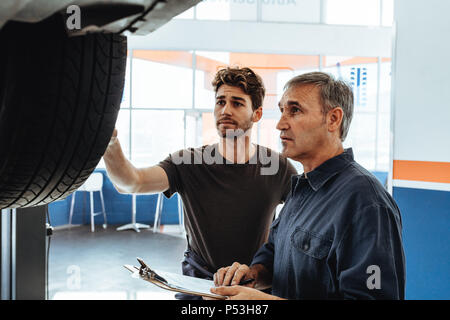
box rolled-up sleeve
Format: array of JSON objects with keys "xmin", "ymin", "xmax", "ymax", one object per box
[
  {"xmin": 250, "ymin": 241, "xmax": 275, "ymax": 274},
  {"xmin": 336, "ymin": 204, "xmax": 406, "ymax": 299}
]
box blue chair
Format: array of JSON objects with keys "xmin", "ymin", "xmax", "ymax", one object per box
[{"xmin": 68, "ymin": 172, "xmax": 107, "ymax": 232}]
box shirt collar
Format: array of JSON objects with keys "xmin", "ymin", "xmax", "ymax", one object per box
[{"xmin": 294, "ymin": 148, "xmax": 355, "ymax": 192}]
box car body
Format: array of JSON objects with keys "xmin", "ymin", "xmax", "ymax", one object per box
[{"xmin": 0, "ymin": 0, "xmax": 200, "ymax": 35}]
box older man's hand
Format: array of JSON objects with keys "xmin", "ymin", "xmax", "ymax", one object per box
[{"xmin": 210, "ymin": 285, "xmax": 282, "ymax": 300}]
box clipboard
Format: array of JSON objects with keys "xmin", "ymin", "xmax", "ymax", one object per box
[{"xmin": 124, "ymin": 257, "xmax": 227, "ymax": 300}]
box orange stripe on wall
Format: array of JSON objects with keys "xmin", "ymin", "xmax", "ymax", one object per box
[{"xmin": 393, "ymin": 160, "xmax": 450, "ymax": 183}]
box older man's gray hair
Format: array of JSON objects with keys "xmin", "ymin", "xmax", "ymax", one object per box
[{"xmin": 284, "ymin": 72, "xmax": 354, "ymax": 141}]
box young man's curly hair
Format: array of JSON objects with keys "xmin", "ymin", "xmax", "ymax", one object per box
[{"xmin": 212, "ymin": 67, "xmax": 265, "ymax": 111}]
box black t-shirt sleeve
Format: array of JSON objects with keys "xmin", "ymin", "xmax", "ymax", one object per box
[{"xmin": 157, "ymin": 151, "xmax": 184, "ymax": 199}]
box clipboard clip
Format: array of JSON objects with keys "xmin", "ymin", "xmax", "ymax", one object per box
[
  {"xmin": 124, "ymin": 257, "xmax": 227, "ymax": 300},
  {"xmin": 136, "ymin": 257, "xmax": 168, "ymax": 284}
]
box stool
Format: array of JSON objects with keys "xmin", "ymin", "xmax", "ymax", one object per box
[
  {"xmin": 116, "ymin": 194, "xmax": 150, "ymax": 233},
  {"xmin": 153, "ymin": 192, "xmax": 184, "ymax": 234},
  {"xmin": 69, "ymin": 172, "xmax": 107, "ymax": 232}
]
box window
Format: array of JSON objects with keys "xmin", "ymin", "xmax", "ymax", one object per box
[
  {"xmin": 99, "ymin": 51, "xmax": 391, "ymax": 174},
  {"xmin": 96, "ymin": 109, "xmax": 130, "ymax": 168},
  {"xmin": 173, "ymin": 0, "xmax": 394, "ymax": 26},
  {"xmin": 201, "ymin": 112, "xmax": 218, "ymax": 146},
  {"xmin": 377, "ymin": 59, "xmax": 392, "ymax": 170},
  {"xmin": 196, "ymin": 0, "xmax": 257, "ymax": 21},
  {"xmin": 131, "ymin": 50, "xmax": 193, "ymax": 109},
  {"xmin": 322, "ymin": 56, "xmax": 378, "ymax": 112},
  {"xmin": 194, "ymin": 51, "xmax": 229, "ymax": 109},
  {"xmin": 346, "ymin": 113, "xmax": 377, "ymax": 169},
  {"xmin": 258, "ymin": 118, "xmax": 280, "ymax": 153},
  {"xmin": 131, "ymin": 110, "xmax": 185, "ymax": 167},
  {"xmin": 325, "ymin": 0, "xmax": 380, "ymax": 26},
  {"xmin": 116, "ymin": 110, "xmax": 131, "ymax": 158},
  {"xmin": 120, "ymin": 56, "xmax": 131, "ymax": 109},
  {"xmin": 261, "ymin": 0, "xmax": 321, "ymax": 23},
  {"xmin": 322, "ymin": 56, "xmax": 391, "ymax": 171},
  {"xmin": 381, "ymin": 0, "xmax": 394, "ymax": 26}
]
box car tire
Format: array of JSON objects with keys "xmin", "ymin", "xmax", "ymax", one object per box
[{"xmin": 0, "ymin": 16, "xmax": 127, "ymax": 209}]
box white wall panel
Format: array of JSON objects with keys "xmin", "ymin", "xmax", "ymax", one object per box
[
  {"xmin": 392, "ymin": 0, "xmax": 450, "ymax": 162},
  {"xmin": 128, "ymin": 19, "xmax": 392, "ymax": 57}
]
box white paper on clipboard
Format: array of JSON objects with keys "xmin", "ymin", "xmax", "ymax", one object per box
[{"xmin": 124, "ymin": 258, "xmax": 226, "ymax": 300}]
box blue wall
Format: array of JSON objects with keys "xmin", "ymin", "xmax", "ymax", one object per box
[
  {"xmin": 371, "ymin": 171, "xmax": 388, "ymax": 187},
  {"xmin": 393, "ymin": 187, "xmax": 450, "ymax": 300},
  {"xmin": 48, "ymin": 169, "xmax": 181, "ymax": 227}
]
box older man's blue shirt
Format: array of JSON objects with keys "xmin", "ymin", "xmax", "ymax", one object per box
[{"xmin": 251, "ymin": 148, "xmax": 405, "ymax": 299}]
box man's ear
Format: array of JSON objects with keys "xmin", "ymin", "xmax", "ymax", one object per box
[
  {"xmin": 252, "ymin": 107, "xmax": 263, "ymax": 122},
  {"xmin": 327, "ymin": 107, "xmax": 343, "ymax": 134}
]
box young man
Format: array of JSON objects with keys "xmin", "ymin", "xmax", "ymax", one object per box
[
  {"xmin": 103, "ymin": 67, "xmax": 297, "ymax": 298},
  {"xmin": 212, "ymin": 72, "xmax": 406, "ymax": 300}
]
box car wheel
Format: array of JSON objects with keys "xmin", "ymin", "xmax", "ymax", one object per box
[{"xmin": 0, "ymin": 15, "xmax": 126, "ymax": 209}]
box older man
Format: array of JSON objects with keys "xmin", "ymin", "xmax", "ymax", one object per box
[{"xmin": 212, "ymin": 72, "xmax": 405, "ymax": 300}]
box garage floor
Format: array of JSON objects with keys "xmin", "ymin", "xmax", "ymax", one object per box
[{"xmin": 47, "ymin": 224, "xmax": 187, "ymax": 300}]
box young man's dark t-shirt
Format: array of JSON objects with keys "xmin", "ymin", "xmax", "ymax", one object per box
[{"xmin": 158, "ymin": 143, "xmax": 297, "ymax": 271}]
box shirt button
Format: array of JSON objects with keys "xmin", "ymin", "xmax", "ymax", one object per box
[{"xmin": 302, "ymin": 242, "xmax": 310, "ymax": 251}]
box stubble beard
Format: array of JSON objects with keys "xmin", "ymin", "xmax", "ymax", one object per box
[{"xmin": 218, "ymin": 118, "xmax": 253, "ymax": 139}]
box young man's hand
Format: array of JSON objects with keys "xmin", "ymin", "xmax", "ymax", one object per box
[{"xmin": 102, "ymin": 127, "xmax": 169, "ymax": 194}]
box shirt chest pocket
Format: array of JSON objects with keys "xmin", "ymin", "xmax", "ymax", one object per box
[{"xmin": 290, "ymin": 227, "xmax": 332, "ymax": 260}]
